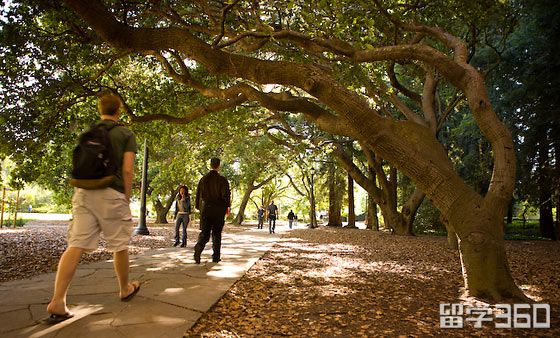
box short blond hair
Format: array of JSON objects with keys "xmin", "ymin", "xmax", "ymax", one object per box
[{"xmin": 98, "ymin": 94, "xmax": 121, "ymax": 116}]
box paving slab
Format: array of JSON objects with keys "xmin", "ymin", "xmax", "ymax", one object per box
[{"xmin": 0, "ymin": 228, "xmax": 283, "ymax": 338}]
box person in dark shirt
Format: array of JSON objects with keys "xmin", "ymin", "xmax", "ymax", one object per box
[
  {"xmin": 194, "ymin": 157, "xmax": 231, "ymax": 263},
  {"xmin": 257, "ymin": 206, "xmax": 265, "ymax": 229},
  {"xmin": 287, "ymin": 209, "xmax": 296, "ymax": 229},
  {"xmin": 267, "ymin": 201, "xmax": 278, "ymax": 234}
]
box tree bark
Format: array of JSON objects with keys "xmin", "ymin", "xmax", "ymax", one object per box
[
  {"xmin": 327, "ymin": 162, "xmax": 343, "ymax": 227},
  {"xmin": 506, "ymin": 200, "xmax": 513, "ymax": 225},
  {"xmin": 397, "ymin": 188, "xmax": 425, "ymax": 236},
  {"xmin": 556, "ymin": 142, "xmax": 560, "ymax": 241},
  {"xmin": 309, "ymin": 173, "xmax": 318, "ymax": 228},
  {"xmin": 366, "ymin": 166, "xmax": 379, "ymax": 231},
  {"xmin": 233, "ymin": 176, "xmax": 274, "ymax": 225},
  {"xmin": 366, "ymin": 197, "xmax": 379, "ymax": 230},
  {"xmin": 233, "ymin": 184, "xmax": 253, "ymax": 225},
  {"xmin": 538, "ymin": 131, "xmax": 555, "ymax": 239},
  {"xmin": 346, "ymin": 173, "xmax": 357, "ymax": 228},
  {"xmin": 153, "ymin": 197, "xmax": 172, "ymax": 224},
  {"xmin": 441, "ymin": 215, "xmax": 458, "ymax": 250},
  {"xmin": 457, "ymin": 223, "xmax": 525, "ymax": 300}
]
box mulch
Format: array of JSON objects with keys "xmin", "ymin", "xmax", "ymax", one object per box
[
  {"xmin": 1, "ymin": 222, "xmax": 559, "ymax": 337},
  {"xmin": 185, "ymin": 227, "xmax": 560, "ymax": 337}
]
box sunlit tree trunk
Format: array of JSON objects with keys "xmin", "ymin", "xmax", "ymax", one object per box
[
  {"xmin": 366, "ymin": 166, "xmax": 379, "ymax": 231},
  {"xmin": 346, "ymin": 173, "xmax": 356, "ymax": 228},
  {"xmin": 233, "ymin": 183, "xmax": 253, "ymax": 225},
  {"xmin": 441, "ymin": 215, "xmax": 458, "ymax": 250},
  {"xmin": 153, "ymin": 193, "xmax": 175, "ymax": 224},
  {"xmin": 233, "ymin": 176, "xmax": 273, "ymax": 225},
  {"xmin": 327, "ymin": 162, "xmax": 343, "ymax": 227}
]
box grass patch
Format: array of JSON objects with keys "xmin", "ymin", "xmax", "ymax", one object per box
[{"xmin": 1, "ymin": 218, "xmax": 29, "ymax": 227}]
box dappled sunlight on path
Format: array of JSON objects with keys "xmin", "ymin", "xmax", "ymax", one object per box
[{"xmin": 187, "ymin": 227, "xmax": 560, "ymax": 337}]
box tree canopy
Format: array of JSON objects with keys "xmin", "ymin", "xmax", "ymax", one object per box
[{"xmin": 2, "ymin": 0, "xmax": 557, "ymax": 302}]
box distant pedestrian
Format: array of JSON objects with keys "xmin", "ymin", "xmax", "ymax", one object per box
[
  {"xmin": 287, "ymin": 210, "xmax": 295, "ymax": 229},
  {"xmin": 173, "ymin": 185, "xmax": 191, "ymax": 247},
  {"xmin": 257, "ymin": 206, "xmax": 265, "ymax": 229},
  {"xmin": 267, "ymin": 201, "xmax": 278, "ymax": 234},
  {"xmin": 45, "ymin": 94, "xmax": 140, "ymax": 325},
  {"xmin": 194, "ymin": 158, "xmax": 231, "ymax": 264}
]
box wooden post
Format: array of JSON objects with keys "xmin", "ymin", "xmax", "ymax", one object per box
[
  {"xmin": 0, "ymin": 187, "xmax": 5, "ymax": 228},
  {"xmin": 13, "ymin": 190, "xmax": 20, "ymax": 228}
]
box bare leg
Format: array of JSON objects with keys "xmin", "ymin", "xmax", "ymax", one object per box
[
  {"xmin": 47, "ymin": 247, "xmax": 84, "ymax": 315},
  {"xmin": 113, "ymin": 249, "xmax": 139, "ymax": 298}
]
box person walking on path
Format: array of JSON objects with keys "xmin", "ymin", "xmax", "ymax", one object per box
[
  {"xmin": 267, "ymin": 201, "xmax": 278, "ymax": 234},
  {"xmin": 194, "ymin": 158, "xmax": 231, "ymax": 264},
  {"xmin": 257, "ymin": 206, "xmax": 265, "ymax": 229},
  {"xmin": 45, "ymin": 94, "xmax": 140, "ymax": 324},
  {"xmin": 173, "ymin": 185, "xmax": 191, "ymax": 247},
  {"xmin": 287, "ymin": 210, "xmax": 296, "ymax": 229}
]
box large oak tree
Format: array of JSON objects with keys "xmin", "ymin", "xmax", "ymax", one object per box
[{"xmin": 4, "ymin": 0, "xmax": 524, "ymax": 301}]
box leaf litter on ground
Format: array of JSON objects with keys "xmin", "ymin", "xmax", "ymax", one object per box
[{"xmin": 1, "ymin": 221, "xmax": 559, "ymax": 336}]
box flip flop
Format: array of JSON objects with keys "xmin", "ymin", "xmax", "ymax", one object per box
[
  {"xmin": 42, "ymin": 312, "xmax": 74, "ymax": 325},
  {"xmin": 120, "ymin": 282, "xmax": 141, "ymax": 302}
]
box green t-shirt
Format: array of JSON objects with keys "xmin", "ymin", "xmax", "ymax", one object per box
[{"xmin": 98, "ymin": 120, "xmax": 137, "ymax": 193}]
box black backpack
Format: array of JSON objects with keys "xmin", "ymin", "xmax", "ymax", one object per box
[{"xmin": 70, "ymin": 122, "xmax": 117, "ymax": 189}]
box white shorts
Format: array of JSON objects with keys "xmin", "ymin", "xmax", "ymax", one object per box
[{"xmin": 68, "ymin": 188, "xmax": 133, "ymax": 253}]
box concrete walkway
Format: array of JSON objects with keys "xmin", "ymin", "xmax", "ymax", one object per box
[{"xmin": 0, "ymin": 228, "xmax": 282, "ymax": 338}]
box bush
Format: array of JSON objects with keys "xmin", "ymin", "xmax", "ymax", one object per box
[
  {"xmin": 413, "ymin": 199, "xmax": 446, "ymax": 235},
  {"xmin": 1, "ymin": 218, "xmax": 27, "ymax": 227}
]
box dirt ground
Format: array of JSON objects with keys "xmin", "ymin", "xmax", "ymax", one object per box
[
  {"xmin": 1, "ymin": 221, "xmax": 559, "ymax": 337},
  {"xmin": 185, "ymin": 227, "xmax": 560, "ymax": 337}
]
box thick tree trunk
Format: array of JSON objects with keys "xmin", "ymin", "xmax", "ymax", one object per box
[
  {"xmin": 366, "ymin": 166, "xmax": 379, "ymax": 231},
  {"xmin": 441, "ymin": 215, "xmax": 458, "ymax": 250},
  {"xmin": 152, "ymin": 188, "xmax": 178, "ymax": 224},
  {"xmin": 366, "ymin": 194, "xmax": 379, "ymax": 231},
  {"xmin": 233, "ymin": 184, "xmax": 254, "ymax": 225},
  {"xmin": 506, "ymin": 200, "xmax": 513, "ymax": 225},
  {"xmin": 447, "ymin": 193, "xmax": 526, "ymax": 301},
  {"xmin": 396, "ymin": 189, "xmax": 425, "ymax": 236},
  {"xmin": 538, "ymin": 132, "xmax": 555, "ymax": 239},
  {"xmin": 154, "ymin": 199, "xmax": 170, "ymax": 224},
  {"xmin": 388, "ymin": 167, "xmax": 398, "ymax": 209},
  {"xmin": 539, "ymin": 198, "xmax": 554, "ymax": 240},
  {"xmin": 457, "ymin": 227, "xmax": 525, "ymax": 300},
  {"xmin": 378, "ymin": 177, "xmax": 421, "ymax": 236},
  {"xmin": 556, "ymin": 142, "xmax": 560, "ymax": 241},
  {"xmin": 378, "ymin": 203, "xmax": 400, "ymax": 233},
  {"xmin": 346, "ymin": 173, "xmax": 356, "ymax": 228},
  {"xmin": 327, "ymin": 163, "xmax": 343, "ymax": 227}
]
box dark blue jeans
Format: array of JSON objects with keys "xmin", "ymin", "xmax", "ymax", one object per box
[
  {"xmin": 175, "ymin": 214, "xmax": 189, "ymax": 245},
  {"xmin": 268, "ymin": 215, "xmax": 276, "ymax": 233}
]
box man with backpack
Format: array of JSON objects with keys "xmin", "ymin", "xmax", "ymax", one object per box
[{"xmin": 45, "ymin": 94, "xmax": 140, "ymax": 324}]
